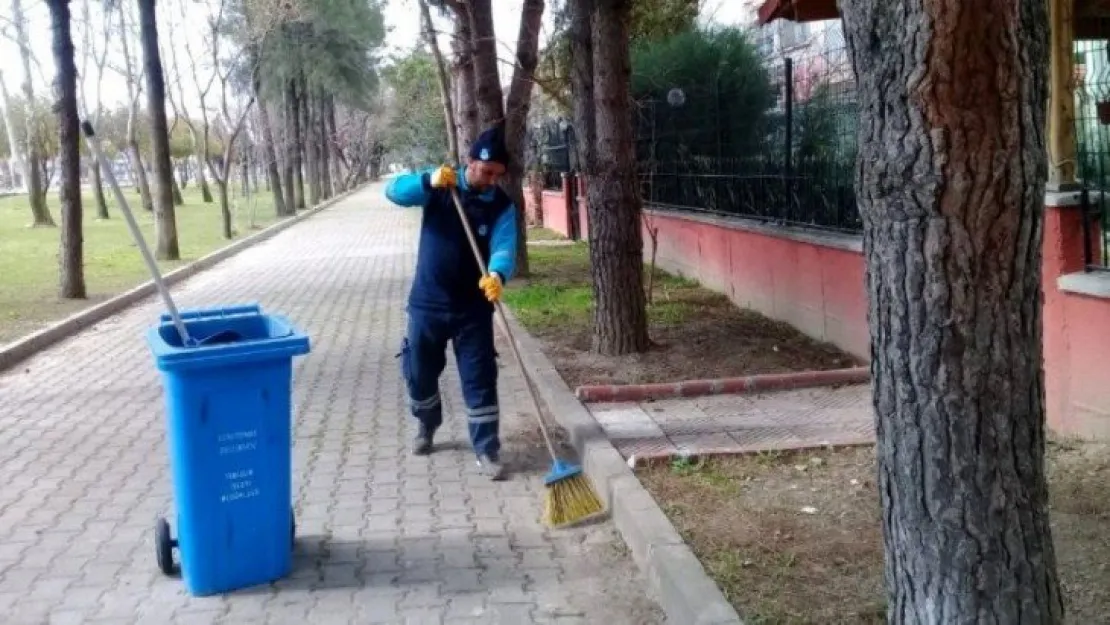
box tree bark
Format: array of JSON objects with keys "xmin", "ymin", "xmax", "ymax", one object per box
[
  {"xmin": 138, "ymin": 0, "xmax": 179, "ymax": 261},
  {"xmin": 319, "ymin": 93, "xmax": 332, "ymax": 199},
  {"xmin": 586, "ymin": 0, "xmax": 648, "ymax": 355},
  {"xmin": 569, "ymin": 0, "xmax": 597, "ymax": 174},
  {"xmin": 13, "ymin": 0, "xmax": 55, "ymax": 227},
  {"xmin": 90, "ymin": 162, "xmax": 108, "ymax": 219},
  {"xmin": 466, "ymin": 0, "xmax": 505, "ymax": 128},
  {"xmin": 255, "ymin": 83, "xmax": 288, "ymax": 217},
  {"xmin": 286, "ymin": 78, "xmax": 305, "ymax": 210},
  {"xmin": 302, "ymin": 82, "xmax": 319, "ymax": 207},
  {"xmin": 450, "ymin": 4, "xmax": 479, "ymax": 148},
  {"xmin": 281, "ymin": 87, "xmax": 296, "ymax": 213},
  {"xmin": 839, "ymin": 1, "xmax": 1063, "ymax": 622},
  {"xmin": 419, "ymin": 0, "xmax": 459, "ymax": 163},
  {"xmin": 501, "ymin": 0, "xmax": 545, "ymax": 279},
  {"xmin": 48, "ymin": 0, "xmax": 85, "ymax": 299}
]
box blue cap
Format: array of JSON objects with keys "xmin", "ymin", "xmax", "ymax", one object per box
[{"xmin": 469, "ymin": 124, "xmax": 509, "ymax": 166}]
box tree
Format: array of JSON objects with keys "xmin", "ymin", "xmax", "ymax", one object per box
[
  {"xmin": 115, "ymin": 1, "xmax": 154, "ymax": 213},
  {"xmin": 838, "ymin": 0, "xmax": 1063, "ymax": 621},
  {"xmin": 417, "ymin": 0, "xmax": 458, "ymax": 163},
  {"xmin": 77, "ymin": 0, "xmax": 111, "ymax": 219},
  {"xmin": 138, "ymin": 0, "xmax": 180, "ymax": 261},
  {"xmin": 381, "ymin": 50, "xmax": 449, "ymax": 166},
  {"xmin": 12, "ymin": 0, "xmax": 55, "ymax": 227},
  {"xmin": 569, "ymin": 0, "xmax": 649, "ymax": 355},
  {"xmin": 48, "ymin": 0, "xmax": 86, "ymax": 299}
]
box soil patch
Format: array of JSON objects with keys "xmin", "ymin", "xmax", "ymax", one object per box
[
  {"xmin": 637, "ymin": 439, "xmax": 1110, "ymax": 624},
  {"xmin": 505, "ymin": 237, "xmax": 859, "ymax": 389}
]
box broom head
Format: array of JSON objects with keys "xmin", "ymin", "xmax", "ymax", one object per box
[{"xmin": 541, "ymin": 459, "xmax": 605, "ymax": 528}]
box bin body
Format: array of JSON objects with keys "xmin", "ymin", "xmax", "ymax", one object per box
[{"xmin": 147, "ymin": 304, "xmax": 310, "ymax": 596}]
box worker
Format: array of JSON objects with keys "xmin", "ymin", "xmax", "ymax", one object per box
[{"xmin": 383, "ymin": 124, "xmax": 518, "ymax": 481}]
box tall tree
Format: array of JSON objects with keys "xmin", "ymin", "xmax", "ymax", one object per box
[
  {"xmin": 12, "ymin": 0, "xmax": 55, "ymax": 227},
  {"xmin": 78, "ymin": 0, "xmax": 111, "ymax": 220},
  {"xmin": 116, "ymin": 1, "xmax": 154, "ymax": 213},
  {"xmin": 418, "ymin": 0, "xmax": 458, "ymax": 163},
  {"xmin": 47, "ymin": 0, "xmax": 86, "ymax": 299},
  {"xmin": 839, "ymin": 0, "xmax": 1063, "ymax": 622},
  {"xmin": 569, "ymin": 0, "xmax": 649, "ymax": 355},
  {"xmin": 138, "ymin": 0, "xmax": 180, "ymax": 260}
]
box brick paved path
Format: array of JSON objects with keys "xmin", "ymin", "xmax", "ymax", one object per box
[{"xmin": 0, "ymin": 184, "xmax": 663, "ymax": 625}]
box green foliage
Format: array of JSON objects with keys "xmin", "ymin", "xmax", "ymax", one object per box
[
  {"xmin": 249, "ymin": 0, "xmax": 387, "ymax": 108},
  {"xmin": 380, "ymin": 48, "xmax": 448, "ymax": 168},
  {"xmin": 631, "ymin": 26, "xmax": 775, "ymax": 157}
]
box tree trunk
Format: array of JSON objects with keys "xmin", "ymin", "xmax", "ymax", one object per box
[
  {"xmin": 569, "ymin": 0, "xmax": 597, "ymax": 175},
  {"xmin": 127, "ymin": 142, "xmax": 154, "ymax": 213},
  {"xmin": 286, "ymin": 78, "xmax": 304, "ymax": 210},
  {"xmin": 13, "ymin": 0, "xmax": 55, "ymax": 227},
  {"xmin": 215, "ymin": 177, "xmax": 231, "ymax": 240},
  {"xmin": 0, "ymin": 72, "xmax": 27, "ymax": 192},
  {"xmin": 281, "ymin": 88, "xmax": 296, "ymax": 213},
  {"xmin": 419, "ymin": 0, "xmax": 459, "ymax": 163},
  {"xmin": 319, "ymin": 93, "xmax": 332, "ymax": 199},
  {"xmin": 502, "ymin": 0, "xmax": 545, "ymax": 279},
  {"xmin": 137, "ymin": 0, "xmax": 179, "ymax": 261},
  {"xmin": 194, "ymin": 145, "xmax": 213, "ymax": 202},
  {"xmin": 48, "ymin": 0, "xmax": 85, "ymax": 299},
  {"xmin": 255, "ymin": 82, "xmax": 287, "ymax": 217},
  {"xmin": 587, "ymin": 0, "xmax": 648, "ymax": 355},
  {"xmin": 90, "ymin": 162, "xmax": 108, "ymax": 219},
  {"xmin": 466, "ymin": 0, "xmax": 505, "ymax": 128},
  {"xmin": 451, "ymin": 7, "xmax": 479, "ymax": 150},
  {"xmin": 170, "ymin": 174, "xmax": 183, "ymax": 206},
  {"xmin": 302, "ymin": 82, "xmax": 319, "ymax": 207},
  {"xmin": 839, "ymin": 1, "xmax": 1063, "ymax": 622}
]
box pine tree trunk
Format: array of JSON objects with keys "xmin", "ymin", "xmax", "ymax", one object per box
[
  {"xmin": 839, "ymin": 1, "xmax": 1063, "ymax": 622},
  {"xmin": 256, "ymin": 87, "xmax": 287, "ymax": 217},
  {"xmin": 587, "ymin": 0, "xmax": 648, "ymax": 355},
  {"xmin": 466, "ymin": 0, "xmax": 505, "ymax": 128},
  {"xmin": 90, "ymin": 161, "xmax": 108, "ymax": 219},
  {"xmin": 319, "ymin": 93, "xmax": 332, "ymax": 199},
  {"xmin": 170, "ymin": 174, "xmax": 183, "ymax": 206},
  {"xmin": 138, "ymin": 0, "xmax": 179, "ymax": 261},
  {"xmin": 292, "ymin": 78, "xmax": 305, "ymax": 210},
  {"xmin": 48, "ymin": 0, "xmax": 85, "ymax": 299},
  {"xmin": 450, "ymin": 6, "xmax": 479, "ymax": 150},
  {"xmin": 302, "ymin": 84, "xmax": 319, "ymax": 207}
]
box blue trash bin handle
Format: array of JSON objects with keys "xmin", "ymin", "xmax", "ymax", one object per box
[{"xmin": 159, "ymin": 304, "xmax": 262, "ymax": 324}]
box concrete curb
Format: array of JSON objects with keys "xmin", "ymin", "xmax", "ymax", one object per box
[
  {"xmin": 575, "ymin": 366, "xmax": 871, "ymax": 403},
  {"xmin": 0, "ymin": 183, "xmax": 370, "ymax": 374},
  {"xmin": 499, "ymin": 306, "xmax": 744, "ymax": 625}
]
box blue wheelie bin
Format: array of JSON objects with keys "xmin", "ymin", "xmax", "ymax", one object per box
[{"xmin": 146, "ymin": 303, "xmax": 311, "ymax": 597}]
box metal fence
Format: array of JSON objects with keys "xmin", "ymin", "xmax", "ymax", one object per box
[
  {"xmin": 532, "ymin": 32, "xmax": 862, "ymax": 234},
  {"xmin": 1075, "ymin": 38, "xmax": 1110, "ymax": 271}
]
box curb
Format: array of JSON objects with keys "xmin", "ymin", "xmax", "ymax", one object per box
[
  {"xmin": 575, "ymin": 366, "xmax": 871, "ymax": 403},
  {"xmin": 0, "ymin": 183, "xmax": 370, "ymax": 374},
  {"xmin": 499, "ymin": 306, "xmax": 744, "ymax": 625}
]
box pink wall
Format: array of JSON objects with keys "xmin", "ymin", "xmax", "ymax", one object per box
[{"xmin": 523, "ymin": 184, "xmax": 1110, "ymax": 436}]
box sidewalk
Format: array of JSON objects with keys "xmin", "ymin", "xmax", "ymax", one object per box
[{"xmin": 0, "ymin": 184, "xmax": 663, "ymax": 624}]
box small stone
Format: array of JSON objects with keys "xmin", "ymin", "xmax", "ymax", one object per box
[{"xmin": 800, "ymin": 506, "xmax": 818, "ymax": 515}]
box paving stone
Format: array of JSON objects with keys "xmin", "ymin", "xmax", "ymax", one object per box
[{"xmin": 0, "ymin": 185, "xmax": 661, "ymax": 624}]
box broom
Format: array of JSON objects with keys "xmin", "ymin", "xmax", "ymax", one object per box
[{"xmin": 447, "ymin": 184, "xmax": 604, "ymax": 528}]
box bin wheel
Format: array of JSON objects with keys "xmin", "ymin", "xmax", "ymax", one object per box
[{"xmin": 155, "ymin": 517, "xmax": 178, "ymax": 576}]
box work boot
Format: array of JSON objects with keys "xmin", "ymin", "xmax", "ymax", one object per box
[
  {"xmin": 476, "ymin": 453, "xmax": 506, "ymax": 481},
  {"xmin": 412, "ymin": 425, "xmax": 434, "ymax": 456}
]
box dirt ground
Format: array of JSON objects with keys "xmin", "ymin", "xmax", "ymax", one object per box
[
  {"xmin": 509, "ymin": 232, "xmax": 859, "ymax": 389},
  {"xmin": 637, "ymin": 439, "xmax": 1110, "ymax": 624}
]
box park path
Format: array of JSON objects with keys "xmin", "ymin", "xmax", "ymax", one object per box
[{"xmin": 0, "ymin": 183, "xmax": 663, "ymax": 625}]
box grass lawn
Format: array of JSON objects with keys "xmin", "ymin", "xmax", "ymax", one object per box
[
  {"xmin": 0, "ymin": 184, "xmax": 282, "ymax": 345},
  {"xmin": 504, "ymin": 230, "xmax": 858, "ymax": 388},
  {"xmin": 638, "ymin": 439, "xmax": 1110, "ymax": 624}
]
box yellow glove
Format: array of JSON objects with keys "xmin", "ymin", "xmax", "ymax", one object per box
[
  {"xmin": 429, "ymin": 165, "xmax": 456, "ymax": 188},
  {"xmin": 479, "ymin": 273, "xmax": 503, "ymax": 302}
]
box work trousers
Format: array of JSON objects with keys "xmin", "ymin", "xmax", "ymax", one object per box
[{"xmin": 398, "ymin": 306, "xmax": 500, "ymax": 457}]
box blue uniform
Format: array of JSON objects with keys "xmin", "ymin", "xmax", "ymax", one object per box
[{"xmin": 384, "ymin": 166, "xmax": 518, "ymax": 458}]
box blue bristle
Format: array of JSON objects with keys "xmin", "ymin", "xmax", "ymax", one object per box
[{"xmin": 543, "ymin": 458, "xmax": 582, "ymax": 485}]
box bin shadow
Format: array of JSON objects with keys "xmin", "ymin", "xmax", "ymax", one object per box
[{"xmin": 231, "ymin": 533, "xmax": 528, "ymax": 595}]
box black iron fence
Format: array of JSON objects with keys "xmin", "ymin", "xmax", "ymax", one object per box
[
  {"xmin": 1075, "ymin": 39, "xmax": 1110, "ymax": 271},
  {"xmin": 532, "ymin": 39, "xmax": 862, "ymax": 234}
]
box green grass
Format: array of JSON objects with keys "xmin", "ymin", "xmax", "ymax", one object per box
[
  {"xmin": 503, "ymin": 240, "xmax": 714, "ymax": 334},
  {"xmin": 525, "ymin": 226, "xmax": 566, "ymax": 242},
  {"xmin": 0, "ymin": 184, "xmax": 282, "ymax": 344}
]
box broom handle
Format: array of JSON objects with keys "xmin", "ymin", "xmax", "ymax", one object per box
[{"xmin": 448, "ymin": 186, "xmax": 560, "ymax": 461}]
